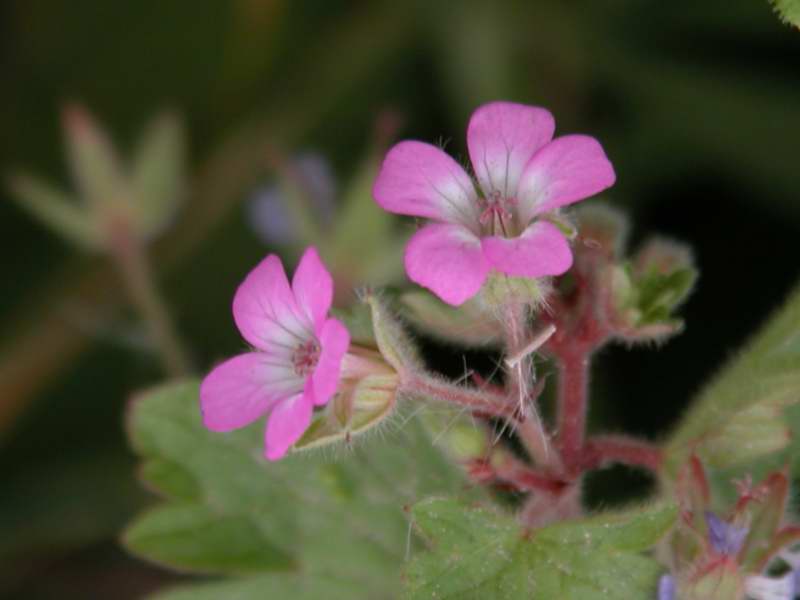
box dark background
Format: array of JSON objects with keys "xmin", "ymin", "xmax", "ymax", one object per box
[{"xmin": 1, "ymin": 1, "xmax": 799, "ymax": 598}]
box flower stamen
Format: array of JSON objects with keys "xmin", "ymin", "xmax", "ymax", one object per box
[{"xmin": 292, "ymin": 340, "xmax": 320, "ymax": 376}]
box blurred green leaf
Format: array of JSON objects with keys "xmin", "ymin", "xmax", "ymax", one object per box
[
  {"xmin": 663, "ymin": 282, "xmax": 800, "ymax": 477},
  {"xmin": 124, "ymin": 504, "xmax": 293, "ymax": 574},
  {"xmin": 770, "ymin": 0, "xmax": 800, "ymax": 27},
  {"xmin": 405, "ymin": 498, "xmax": 676, "ymax": 599},
  {"xmin": 124, "ymin": 379, "xmax": 476, "ymax": 597},
  {"xmin": 6, "ymin": 172, "xmax": 101, "ymax": 249},
  {"xmin": 328, "ymin": 156, "xmax": 393, "ymax": 272},
  {"xmin": 151, "ymin": 572, "xmax": 362, "ymax": 600},
  {"xmin": 132, "ymin": 112, "xmax": 186, "ymax": 238},
  {"xmin": 62, "ymin": 104, "xmax": 129, "ymax": 211},
  {"xmin": 401, "ymin": 290, "xmax": 501, "ymax": 347}
]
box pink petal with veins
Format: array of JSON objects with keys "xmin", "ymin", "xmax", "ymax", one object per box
[
  {"xmin": 481, "ymin": 220, "xmax": 573, "ymax": 278},
  {"xmin": 405, "ymin": 223, "xmax": 490, "ymax": 306},
  {"xmin": 517, "ymin": 134, "xmax": 615, "ymax": 225},
  {"xmin": 232, "ymin": 255, "xmax": 312, "ymax": 355},
  {"xmin": 467, "ymin": 101, "xmax": 554, "ymax": 199},
  {"xmin": 310, "ymin": 318, "xmax": 350, "ymax": 407},
  {"xmin": 292, "ymin": 246, "xmax": 333, "ymax": 334},
  {"xmin": 200, "ymin": 352, "xmax": 302, "ymax": 432},
  {"xmin": 265, "ymin": 393, "xmax": 313, "ymax": 461},
  {"xmin": 373, "ymin": 140, "xmax": 479, "ymax": 229}
]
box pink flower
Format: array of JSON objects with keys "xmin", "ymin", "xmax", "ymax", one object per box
[
  {"xmin": 373, "ymin": 101, "xmax": 616, "ymax": 306},
  {"xmin": 200, "ymin": 247, "xmax": 350, "ymax": 460}
]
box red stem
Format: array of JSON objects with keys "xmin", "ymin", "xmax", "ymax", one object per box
[
  {"xmin": 582, "ymin": 435, "xmax": 663, "ymax": 472},
  {"xmin": 555, "ymin": 349, "xmax": 590, "ymax": 474}
]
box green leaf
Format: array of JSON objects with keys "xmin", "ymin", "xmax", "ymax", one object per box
[
  {"xmin": 401, "ymin": 290, "xmax": 501, "ymax": 347},
  {"xmin": 6, "ymin": 172, "xmax": 102, "ymax": 249},
  {"xmin": 124, "ymin": 380, "xmax": 474, "ymax": 595},
  {"xmin": 131, "ymin": 112, "xmax": 186, "ymax": 238},
  {"xmin": 663, "ymin": 282, "xmax": 800, "ymax": 478},
  {"xmin": 406, "ymin": 499, "xmax": 676, "ymax": 600},
  {"xmin": 770, "ymin": 0, "xmax": 800, "ymax": 27},
  {"xmin": 124, "ymin": 504, "xmax": 294, "ymax": 574}
]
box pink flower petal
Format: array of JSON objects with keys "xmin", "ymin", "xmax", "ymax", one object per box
[
  {"xmin": 232, "ymin": 254, "xmax": 311, "ymax": 354},
  {"xmin": 405, "ymin": 223, "xmax": 490, "ymax": 306},
  {"xmin": 373, "ymin": 140, "xmax": 480, "ymax": 230},
  {"xmin": 265, "ymin": 393, "xmax": 313, "ymax": 460},
  {"xmin": 517, "ymin": 134, "xmax": 615, "ymax": 225},
  {"xmin": 291, "ymin": 246, "xmax": 333, "ymax": 334},
  {"xmin": 467, "ymin": 101, "xmax": 554, "ymax": 199},
  {"xmin": 310, "ymin": 318, "xmax": 350, "ymax": 407},
  {"xmin": 481, "ymin": 220, "xmax": 572, "ymax": 278},
  {"xmin": 200, "ymin": 352, "xmax": 302, "ymax": 432}
]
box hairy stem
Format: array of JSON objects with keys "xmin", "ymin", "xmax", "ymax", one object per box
[
  {"xmin": 555, "ymin": 348, "xmax": 590, "ymax": 474},
  {"xmin": 400, "ymin": 371, "xmax": 516, "ymax": 420},
  {"xmin": 582, "ymin": 435, "xmax": 663, "ymax": 472},
  {"xmin": 503, "ymin": 303, "xmax": 554, "ymax": 469},
  {"xmin": 108, "ymin": 219, "xmax": 191, "ymax": 376}
]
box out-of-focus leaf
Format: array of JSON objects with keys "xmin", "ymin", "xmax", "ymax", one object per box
[
  {"xmin": 328, "ymin": 156, "xmax": 395, "ymax": 278},
  {"xmin": 150, "ymin": 572, "xmax": 361, "ymax": 600},
  {"xmin": 6, "ymin": 172, "xmax": 102, "ymax": 249},
  {"xmin": 132, "ymin": 112, "xmax": 186, "ymax": 239},
  {"xmin": 405, "ymin": 498, "xmax": 676, "ymax": 599},
  {"xmin": 663, "ymin": 283, "xmax": 800, "ymax": 478},
  {"xmin": 62, "ymin": 104, "xmax": 129, "ymax": 211},
  {"xmin": 124, "ymin": 504, "xmax": 294, "ymax": 574},
  {"xmin": 770, "ymin": 0, "xmax": 800, "ymax": 27},
  {"xmin": 123, "ymin": 380, "xmax": 474, "ymax": 596},
  {"xmin": 401, "ymin": 290, "xmax": 501, "ymax": 346}
]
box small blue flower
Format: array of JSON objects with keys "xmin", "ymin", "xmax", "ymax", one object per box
[
  {"xmin": 705, "ymin": 511, "xmax": 749, "ymax": 556},
  {"xmin": 246, "ymin": 153, "xmax": 336, "ymax": 245},
  {"xmin": 658, "ymin": 574, "xmax": 675, "ymax": 600}
]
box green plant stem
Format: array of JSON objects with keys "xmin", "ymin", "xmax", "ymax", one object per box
[{"xmin": 108, "ymin": 220, "xmax": 190, "ymax": 377}]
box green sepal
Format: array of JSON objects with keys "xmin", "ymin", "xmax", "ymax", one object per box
[
  {"xmin": 294, "ymin": 373, "xmax": 399, "ymax": 451},
  {"xmin": 610, "ymin": 237, "xmax": 697, "ymax": 343},
  {"xmin": 365, "ymin": 291, "xmax": 422, "ymax": 373},
  {"xmin": 480, "ymin": 272, "xmax": 548, "ymax": 310}
]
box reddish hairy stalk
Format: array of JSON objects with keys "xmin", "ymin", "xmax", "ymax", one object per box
[
  {"xmin": 582, "ymin": 435, "xmax": 663, "ymax": 472},
  {"xmin": 400, "ymin": 372, "xmax": 517, "ymax": 421},
  {"xmin": 488, "ymin": 453, "xmax": 568, "ymax": 495},
  {"xmin": 555, "ymin": 348, "xmax": 591, "ymax": 474}
]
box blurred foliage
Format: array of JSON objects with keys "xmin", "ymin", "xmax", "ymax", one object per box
[{"xmin": 1, "ymin": 0, "xmax": 799, "ymax": 598}]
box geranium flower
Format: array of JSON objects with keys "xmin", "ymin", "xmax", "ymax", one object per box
[
  {"xmin": 200, "ymin": 247, "xmax": 350, "ymax": 460},
  {"xmin": 373, "ymin": 101, "xmax": 616, "ymax": 305}
]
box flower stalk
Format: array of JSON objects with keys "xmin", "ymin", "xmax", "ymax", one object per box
[{"xmin": 107, "ymin": 216, "xmax": 191, "ymax": 377}]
